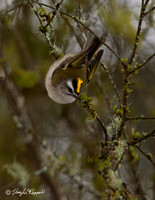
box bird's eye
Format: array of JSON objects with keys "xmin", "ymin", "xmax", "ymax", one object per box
[{"xmin": 67, "ymin": 87, "xmax": 73, "ymax": 94}]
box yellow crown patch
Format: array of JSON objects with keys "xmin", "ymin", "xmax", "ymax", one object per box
[{"xmin": 77, "ymin": 78, "xmax": 83, "ymax": 93}]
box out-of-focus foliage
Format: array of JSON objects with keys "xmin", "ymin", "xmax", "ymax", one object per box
[
  {"xmin": 13, "ymin": 67, "xmax": 38, "ymax": 88},
  {"xmin": 4, "ymin": 161, "xmax": 30, "ymax": 187},
  {"xmin": 99, "ymin": 0, "xmax": 136, "ymax": 44},
  {"xmin": 0, "ymin": 0, "xmax": 155, "ymax": 199}
]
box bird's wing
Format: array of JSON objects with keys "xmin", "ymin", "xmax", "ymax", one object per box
[{"xmin": 87, "ymin": 49, "xmax": 104, "ymax": 84}]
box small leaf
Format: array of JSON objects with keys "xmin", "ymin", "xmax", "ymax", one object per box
[
  {"xmin": 147, "ymin": 153, "xmax": 152, "ymax": 159},
  {"xmin": 131, "ymin": 128, "xmax": 143, "ymax": 140}
]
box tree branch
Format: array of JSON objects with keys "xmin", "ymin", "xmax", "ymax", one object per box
[
  {"xmin": 101, "ymin": 63, "xmax": 122, "ymax": 107},
  {"xmin": 129, "ymin": 130, "xmax": 155, "ymax": 145},
  {"xmin": 128, "ymin": 1, "xmax": 146, "ymax": 65},
  {"xmin": 29, "ymin": 0, "xmax": 62, "ymax": 58},
  {"xmin": 31, "ymin": 0, "xmax": 127, "ymax": 67},
  {"xmin": 114, "ymin": 151, "xmax": 126, "ymax": 171},
  {"xmin": 144, "ymin": 0, "xmax": 150, "ymax": 7},
  {"xmin": 144, "ymin": 6, "xmax": 155, "ymax": 16},
  {"xmin": 135, "ymin": 145, "xmax": 155, "ymax": 168},
  {"xmin": 129, "ymin": 53, "xmax": 155, "ymax": 74},
  {"xmin": 32, "ymin": 0, "xmax": 55, "ymax": 9},
  {"xmin": 44, "ymin": 0, "xmax": 64, "ymax": 28},
  {"xmin": 0, "ymin": 2, "xmax": 28, "ymax": 16},
  {"xmin": 127, "ymin": 116, "xmax": 155, "ymax": 121},
  {"xmin": 77, "ymin": 96, "xmax": 108, "ymax": 143},
  {"xmin": 117, "ymin": 64, "xmax": 130, "ymax": 138}
]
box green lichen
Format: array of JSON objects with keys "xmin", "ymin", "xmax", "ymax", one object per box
[
  {"xmin": 114, "ymin": 139, "xmax": 127, "ymax": 162},
  {"xmin": 108, "ymin": 170, "xmax": 123, "ymax": 190},
  {"xmin": 78, "ymin": 94, "xmax": 98, "ymax": 120},
  {"xmin": 4, "ymin": 161, "xmax": 30, "ymax": 187},
  {"xmin": 107, "ymin": 115, "xmax": 122, "ymax": 136}
]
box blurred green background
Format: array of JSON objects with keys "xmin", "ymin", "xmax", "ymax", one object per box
[{"xmin": 0, "ymin": 0, "xmax": 155, "ymax": 199}]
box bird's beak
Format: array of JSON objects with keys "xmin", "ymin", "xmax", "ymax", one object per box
[{"xmin": 72, "ymin": 93, "xmax": 79, "ymax": 99}]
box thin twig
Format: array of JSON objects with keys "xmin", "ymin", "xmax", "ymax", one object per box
[
  {"xmin": 129, "ymin": 157, "xmax": 147, "ymax": 200},
  {"xmin": 0, "ymin": 3, "xmax": 28, "ymax": 16},
  {"xmin": 128, "ymin": 1, "xmax": 146, "ymax": 65},
  {"xmin": 96, "ymin": 80, "xmax": 113, "ymax": 115},
  {"xmin": 53, "ymin": 0, "xmax": 84, "ymax": 48},
  {"xmin": 139, "ymin": 53, "xmax": 155, "ymax": 66},
  {"xmin": 114, "ymin": 151, "xmax": 126, "ymax": 171},
  {"xmin": 117, "ymin": 0, "xmax": 151, "ymax": 138},
  {"xmin": 32, "ymin": 0, "xmax": 83, "ymax": 41},
  {"xmin": 78, "ymin": 0, "xmax": 82, "ymax": 20},
  {"xmin": 31, "ymin": 1, "xmax": 126, "ymax": 67},
  {"xmin": 32, "ymin": 0, "xmax": 55, "ymax": 9},
  {"xmin": 31, "ymin": 0, "xmax": 130, "ymax": 70},
  {"xmin": 50, "ymin": 0, "xmax": 85, "ymax": 48},
  {"xmin": 144, "ymin": 0, "xmax": 150, "ymax": 7},
  {"xmin": 61, "ymin": 15, "xmax": 84, "ymax": 48},
  {"xmin": 129, "ymin": 53, "xmax": 155, "ymax": 74},
  {"xmin": 101, "ymin": 63, "xmax": 122, "ymax": 107},
  {"xmin": 29, "ymin": 0, "xmax": 43, "ymax": 26},
  {"xmin": 96, "ymin": 115, "xmax": 108, "ymax": 141},
  {"xmin": 29, "ymin": 0, "xmax": 62, "ymax": 58},
  {"xmin": 78, "ymin": 97, "xmax": 108, "ymax": 143},
  {"xmin": 135, "ymin": 145, "xmax": 155, "ymax": 168},
  {"xmin": 69, "ymin": 174, "xmax": 101, "ymax": 198},
  {"xmin": 144, "ymin": 6, "xmax": 155, "ymax": 16},
  {"xmin": 63, "ymin": 14, "xmax": 126, "ymax": 67},
  {"xmin": 127, "ymin": 116, "xmax": 155, "ymax": 120},
  {"xmin": 142, "ymin": 0, "xmax": 145, "ymax": 6},
  {"xmin": 127, "ymin": 146, "xmax": 147, "ymax": 200},
  {"xmin": 129, "ymin": 130, "xmax": 155, "ymax": 145},
  {"xmin": 44, "ymin": 0, "xmax": 64, "ymax": 28}
]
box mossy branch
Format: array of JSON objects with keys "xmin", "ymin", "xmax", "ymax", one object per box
[
  {"xmin": 44, "ymin": 0, "xmax": 64, "ymax": 28},
  {"xmin": 128, "ymin": 0, "xmax": 151, "ymax": 65},
  {"xmin": 117, "ymin": 60, "xmax": 131, "ymax": 138},
  {"xmin": 31, "ymin": 0, "xmax": 127, "ymax": 67},
  {"xmin": 129, "ymin": 130, "xmax": 155, "ymax": 145},
  {"xmin": 29, "ymin": 0, "xmax": 63, "ymax": 59},
  {"xmin": 77, "ymin": 94, "xmax": 108, "ymax": 143},
  {"xmin": 129, "ymin": 53, "xmax": 155, "ymax": 74}
]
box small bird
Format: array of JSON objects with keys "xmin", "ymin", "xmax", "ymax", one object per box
[{"xmin": 45, "ymin": 36, "xmax": 104, "ymax": 104}]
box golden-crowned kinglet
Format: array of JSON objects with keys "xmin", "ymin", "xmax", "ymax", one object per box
[{"xmin": 45, "ymin": 36, "xmax": 104, "ymax": 104}]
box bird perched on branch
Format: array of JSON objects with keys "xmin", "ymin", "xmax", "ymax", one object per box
[{"xmin": 45, "ymin": 36, "xmax": 104, "ymax": 104}]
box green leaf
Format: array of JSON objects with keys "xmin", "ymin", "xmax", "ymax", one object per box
[
  {"xmin": 147, "ymin": 153, "xmax": 152, "ymax": 159},
  {"xmin": 78, "ymin": 93, "xmax": 93, "ymax": 104},
  {"xmin": 131, "ymin": 128, "xmax": 143, "ymax": 140}
]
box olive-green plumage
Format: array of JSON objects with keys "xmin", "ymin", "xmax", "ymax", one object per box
[
  {"xmin": 45, "ymin": 36, "xmax": 104, "ymax": 104},
  {"xmin": 52, "ymin": 37, "xmax": 103, "ymax": 91}
]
